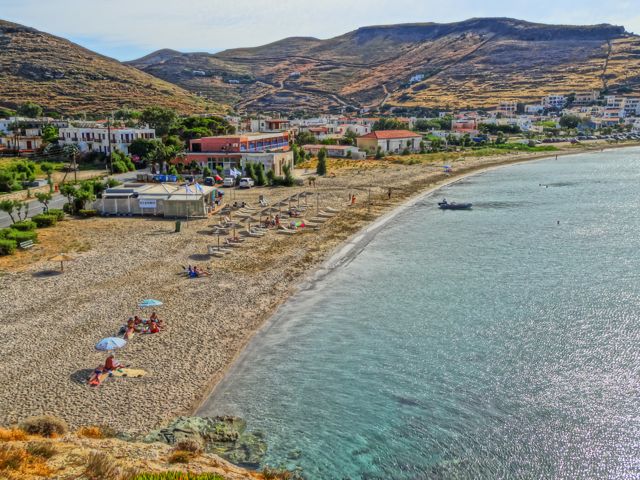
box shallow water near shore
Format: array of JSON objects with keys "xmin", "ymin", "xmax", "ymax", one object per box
[{"xmin": 200, "ymin": 148, "xmax": 640, "ymax": 479}]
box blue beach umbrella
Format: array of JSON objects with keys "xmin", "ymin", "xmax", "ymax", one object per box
[
  {"xmin": 95, "ymin": 337, "xmax": 126, "ymax": 351},
  {"xmin": 138, "ymin": 299, "xmax": 163, "ymax": 308}
]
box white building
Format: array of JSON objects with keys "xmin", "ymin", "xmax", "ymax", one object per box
[
  {"xmin": 542, "ymin": 95, "xmax": 567, "ymax": 109},
  {"xmin": 356, "ymin": 130, "xmax": 422, "ymax": 154},
  {"xmin": 59, "ymin": 126, "xmax": 156, "ymax": 155},
  {"xmin": 302, "ymin": 144, "xmax": 366, "ymax": 159},
  {"xmin": 497, "ymin": 101, "xmax": 518, "ymax": 116},
  {"xmin": 524, "ymin": 104, "xmax": 545, "ymax": 114}
]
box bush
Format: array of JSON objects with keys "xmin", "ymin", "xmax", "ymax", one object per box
[
  {"xmin": 173, "ymin": 439, "xmax": 203, "ymax": 455},
  {"xmin": 167, "ymin": 450, "xmax": 192, "ymax": 464},
  {"xmin": 32, "ymin": 214, "xmax": 57, "ymax": 228},
  {"xmin": 48, "ymin": 209, "xmax": 65, "ymax": 221},
  {"xmin": 84, "ymin": 451, "xmax": 122, "ymax": 479},
  {"xmin": 19, "ymin": 415, "xmax": 68, "ymax": 438},
  {"xmin": 26, "ymin": 441, "xmax": 58, "ymax": 459},
  {"xmin": 12, "ymin": 220, "xmax": 37, "ymax": 231},
  {"xmin": 79, "ymin": 209, "xmax": 98, "ymax": 217},
  {"xmin": 77, "ymin": 426, "xmax": 104, "ymax": 439},
  {"xmin": 0, "ymin": 428, "xmax": 27, "ymax": 442},
  {"xmin": 63, "ymin": 203, "xmax": 74, "ymax": 214},
  {"xmin": 0, "ymin": 239, "xmax": 17, "ymax": 255},
  {"xmin": 5, "ymin": 229, "xmax": 38, "ymax": 244},
  {"xmin": 262, "ymin": 467, "xmax": 295, "ymax": 480},
  {"xmin": 133, "ymin": 473, "xmax": 225, "ymax": 480}
]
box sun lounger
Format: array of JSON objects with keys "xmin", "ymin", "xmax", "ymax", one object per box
[
  {"xmin": 309, "ymin": 217, "xmax": 328, "ymax": 223},
  {"xmin": 224, "ymin": 239, "xmax": 244, "ymax": 247},
  {"xmin": 278, "ymin": 226, "xmax": 299, "ymax": 235},
  {"xmin": 208, "ymin": 246, "xmax": 232, "ymax": 255},
  {"xmin": 317, "ymin": 211, "xmax": 336, "ymax": 218},
  {"xmin": 324, "ymin": 207, "xmax": 340, "ymax": 213}
]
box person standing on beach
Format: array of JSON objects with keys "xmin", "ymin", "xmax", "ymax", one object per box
[{"xmin": 388, "ymin": 188, "xmax": 392, "ymax": 200}]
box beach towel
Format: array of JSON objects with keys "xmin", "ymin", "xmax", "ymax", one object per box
[
  {"xmin": 111, "ymin": 368, "xmax": 147, "ymax": 378},
  {"xmin": 88, "ymin": 369, "xmax": 109, "ymax": 387}
]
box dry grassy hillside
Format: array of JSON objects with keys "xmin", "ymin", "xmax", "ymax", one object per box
[
  {"xmin": 128, "ymin": 18, "xmax": 640, "ymax": 112},
  {"xmin": 0, "ymin": 20, "xmax": 223, "ymax": 115}
]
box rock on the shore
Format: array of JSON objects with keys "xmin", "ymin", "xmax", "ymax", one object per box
[{"xmin": 145, "ymin": 416, "xmax": 267, "ymax": 468}]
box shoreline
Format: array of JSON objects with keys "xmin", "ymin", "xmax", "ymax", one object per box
[
  {"xmin": 1, "ymin": 142, "xmax": 639, "ymax": 437},
  {"xmin": 194, "ymin": 142, "xmax": 640, "ymax": 414}
]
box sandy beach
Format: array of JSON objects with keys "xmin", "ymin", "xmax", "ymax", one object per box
[{"xmin": 0, "ymin": 142, "xmax": 636, "ymax": 435}]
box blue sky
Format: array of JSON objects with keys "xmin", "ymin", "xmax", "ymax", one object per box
[{"xmin": 2, "ymin": 0, "xmax": 639, "ymax": 61}]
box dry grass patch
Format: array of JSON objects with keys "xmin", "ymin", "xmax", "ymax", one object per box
[
  {"xmin": 0, "ymin": 428, "xmax": 28, "ymax": 442},
  {"xmin": 19, "ymin": 415, "xmax": 68, "ymax": 438}
]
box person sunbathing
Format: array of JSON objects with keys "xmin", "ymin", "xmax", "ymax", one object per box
[
  {"xmin": 150, "ymin": 312, "xmax": 159, "ymax": 322},
  {"xmin": 104, "ymin": 355, "xmax": 123, "ymax": 372},
  {"xmin": 149, "ymin": 322, "xmax": 160, "ymax": 334}
]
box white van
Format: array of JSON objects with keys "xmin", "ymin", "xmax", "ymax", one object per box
[
  {"xmin": 239, "ymin": 177, "xmax": 255, "ymax": 189},
  {"xmin": 223, "ymin": 177, "xmax": 235, "ymax": 187}
]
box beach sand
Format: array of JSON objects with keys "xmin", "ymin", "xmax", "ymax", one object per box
[{"xmin": 0, "ymin": 143, "xmax": 634, "ymax": 435}]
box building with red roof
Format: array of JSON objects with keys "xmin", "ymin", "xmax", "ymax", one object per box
[{"xmin": 356, "ymin": 130, "xmax": 422, "ymax": 154}]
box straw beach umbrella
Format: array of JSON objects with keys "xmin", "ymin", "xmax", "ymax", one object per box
[{"xmin": 50, "ymin": 253, "xmax": 75, "ymax": 272}]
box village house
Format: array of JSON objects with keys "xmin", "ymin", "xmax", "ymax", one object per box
[
  {"xmin": 302, "ymin": 144, "xmax": 366, "ymax": 159},
  {"xmin": 542, "ymin": 95, "xmax": 567, "ymax": 109},
  {"xmin": 356, "ymin": 130, "xmax": 422, "ymax": 154},
  {"xmin": 524, "ymin": 104, "xmax": 545, "ymax": 114},
  {"xmin": 451, "ymin": 117, "xmax": 479, "ymax": 135},
  {"xmin": 573, "ymin": 91, "xmax": 600, "ymax": 105},
  {"xmin": 180, "ymin": 132, "xmax": 294, "ymax": 176},
  {"xmin": 497, "ymin": 101, "xmax": 518, "ymax": 116},
  {"xmin": 59, "ymin": 125, "xmax": 156, "ymax": 155},
  {"xmin": 249, "ymin": 118, "xmax": 291, "ymax": 133}
]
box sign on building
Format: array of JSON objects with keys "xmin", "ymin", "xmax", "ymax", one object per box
[{"xmin": 139, "ymin": 199, "xmax": 157, "ymax": 209}]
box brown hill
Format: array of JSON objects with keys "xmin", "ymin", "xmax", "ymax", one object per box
[
  {"xmin": 128, "ymin": 18, "xmax": 640, "ymax": 112},
  {"xmin": 0, "ymin": 20, "xmax": 222, "ymax": 115}
]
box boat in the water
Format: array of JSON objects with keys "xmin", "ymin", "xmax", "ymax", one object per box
[{"xmin": 438, "ymin": 199, "xmax": 472, "ymax": 210}]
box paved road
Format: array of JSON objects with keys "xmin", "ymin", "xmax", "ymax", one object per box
[{"xmin": 0, "ymin": 170, "xmax": 143, "ymax": 228}]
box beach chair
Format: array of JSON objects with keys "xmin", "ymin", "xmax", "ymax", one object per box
[
  {"xmin": 277, "ymin": 226, "xmax": 299, "ymax": 235},
  {"xmin": 224, "ymin": 239, "xmax": 244, "ymax": 247},
  {"xmin": 208, "ymin": 245, "xmax": 232, "ymax": 255}
]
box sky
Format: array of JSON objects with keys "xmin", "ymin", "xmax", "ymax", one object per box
[{"xmin": 2, "ymin": 0, "xmax": 640, "ymax": 61}]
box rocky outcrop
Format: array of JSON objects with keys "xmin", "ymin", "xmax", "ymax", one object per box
[{"xmin": 145, "ymin": 416, "xmax": 268, "ymax": 468}]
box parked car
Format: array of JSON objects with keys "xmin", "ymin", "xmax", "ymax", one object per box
[
  {"xmin": 239, "ymin": 177, "xmax": 255, "ymax": 189},
  {"xmin": 223, "ymin": 177, "xmax": 235, "ymax": 187},
  {"xmin": 204, "ymin": 177, "xmax": 215, "ymax": 186}
]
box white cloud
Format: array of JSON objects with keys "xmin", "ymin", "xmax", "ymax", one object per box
[{"xmin": 1, "ymin": 0, "xmax": 638, "ymax": 60}]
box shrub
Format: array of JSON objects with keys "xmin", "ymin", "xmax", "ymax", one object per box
[
  {"xmin": 26, "ymin": 441, "xmax": 57, "ymax": 459},
  {"xmin": 48, "ymin": 209, "xmax": 65, "ymax": 221},
  {"xmin": 262, "ymin": 466, "xmax": 295, "ymax": 480},
  {"xmin": 5, "ymin": 229, "xmax": 38, "ymax": 243},
  {"xmin": 0, "ymin": 239, "xmax": 17, "ymax": 255},
  {"xmin": 0, "ymin": 428, "xmax": 27, "ymax": 442},
  {"xmin": 84, "ymin": 451, "xmax": 121, "ymax": 479},
  {"xmin": 63, "ymin": 203, "xmax": 74, "ymax": 214},
  {"xmin": 133, "ymin": 473, "xmax": 225, "ymax": 480},
  {"xmin": 79, "ymin": 209, "xmax": 98, "ymax": 217},
  {"xmin": 32, "ymin": 214, "xmax": 57, "ymax": 228},
  {"xmin": 167, "ymin": 450, "xmax": 192, "ymax": 464},
  {"xmin": 19, "ymin": 415, "xmax": 68, "ymax": 438},
  {"xmin": 173, "ymin": 439, "xmax": 202, "ymax": 455},
  {"xmin": 0, "ymin": 444, "xmax": 26, "ymax": 471},
  {"xmin": 77, "ymin": 426, "xmax": 104, "ymax": 439},
  {"xmin": 12, "ymin": 220, "xmax": 37, "ymax": 231}
]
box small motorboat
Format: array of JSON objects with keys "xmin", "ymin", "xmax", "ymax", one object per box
[{"xmin": 438, "ymin": 199, "xmax": 472, "ymax": 210}]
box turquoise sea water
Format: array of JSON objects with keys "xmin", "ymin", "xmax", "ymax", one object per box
[{"xmin": 201, "ymin": 148, "xmax": 640, "ymax": 479}]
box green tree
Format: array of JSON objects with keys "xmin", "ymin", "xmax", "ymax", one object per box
[
  {"xmin": 17, "ymin": 102, "xmax": 43, "ymax": 118},
  {"xmin": 559, "ymin": 115, "xmax": 581, "ymax": 130},
  {"xmin": 140, "ymin": 106, "xmax": 177, "ymax": 136},
  {"xmin": 35, "ymin": 192, "xmax": 52, "ymax": 213},
  {"xmin": 372, "ymin": 118, "xmax": 408, "ymax": 131},
  {"xmin": 41, "ymin": 125, "xmax": 59, "ymax": 143},
  {"xmin": 255, "ymin": 163, "xmax": 267, "ymax": 186},
  {"xmin": 0, "ymin": 200, "xmax": 18, "ymax": 224},
  {"xmin": 202, "ymin": 166, "xmax": 213, "ymax": 178},
  {"xmin": 375, "ymin": 146, "xmax": 384, "ymax": 159},
  {"xmin": 282, "ymin": 164, "xmax": 295, "ymax": 187},
  {"xmin": 341, "ymin": 130, "xmax": 358, "ymax": 146},
  {"xmin": 295, "ymin": 131, "xmax": 317, "ymax": 146},
  {"xmin": 128, "ymin": 138, "xmax": 159, "ymax": 160},
  {"xmin": 316, "ymin": 148, "xmax": 327, "ymax": 176},
  {"xmin": 40, "ymin": 162, "xmax": 55, "ymax": 192}
]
